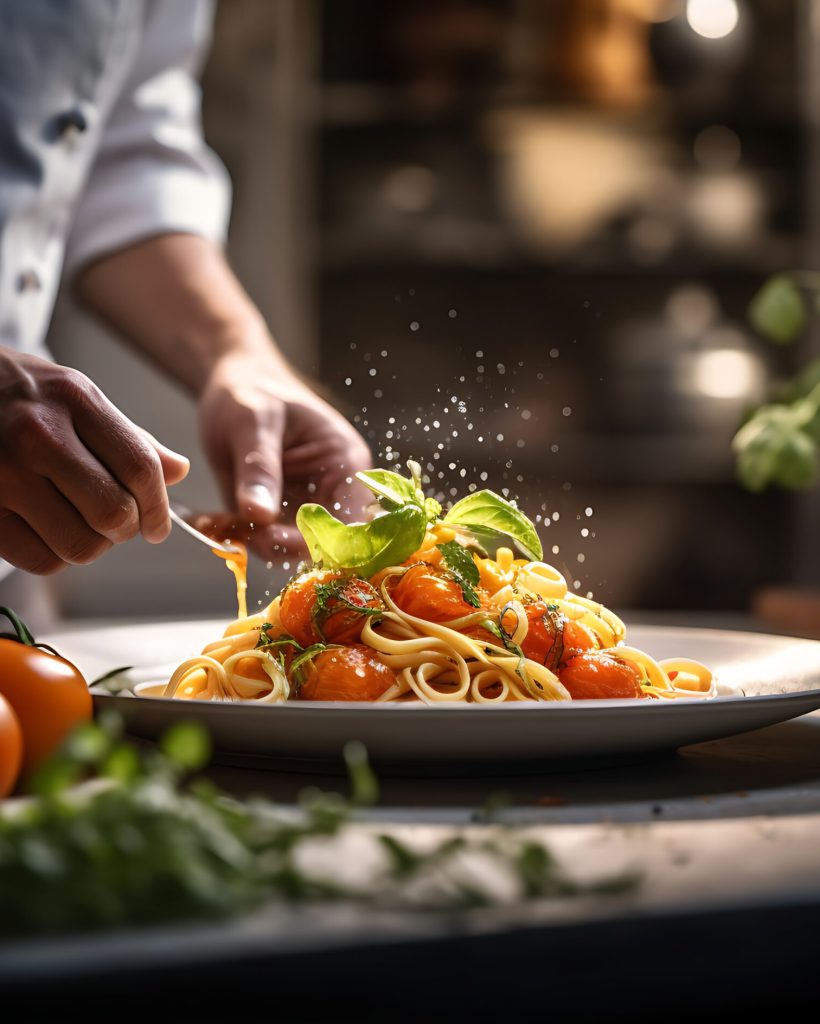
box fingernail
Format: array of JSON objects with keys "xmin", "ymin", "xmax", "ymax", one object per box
[{"xmin": 243, "ymin": 484, "xmax": 277, "ymax": 513}]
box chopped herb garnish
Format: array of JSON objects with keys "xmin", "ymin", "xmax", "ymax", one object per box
[
  {"xmin": 543, "ymin": 606, "xmax": 566, "ymax": 672},
  {"xmin": 255, "ymin": 631, "xmax": 302, "ymax": 654},
  {"xmin": 482, "ymin": 617, "xmax": 522, "ymax": 658},
  {"xmin": 289, "ymin": 642, "xmax": 341, "ymax": 693},
  {"xmin": 311, "ymin": 578, "xmax": 383, "ymax": 641},
  {"xmin": 438, "ymin": 541, "xmax": 481, "ymax": 608}
]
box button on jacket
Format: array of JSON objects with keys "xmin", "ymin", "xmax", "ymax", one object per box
[
  {"xmin": 0, "ymin": 0, "xmax": 232, "ymax": 583},
  {"xmin": 0, "ymin": 0, "xmax": 231, "ymax": 361}
]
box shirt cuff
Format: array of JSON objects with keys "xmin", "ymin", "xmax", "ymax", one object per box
[{"xmin": 63, "ymin": 149, "xmax": 231, "ymax": 277}]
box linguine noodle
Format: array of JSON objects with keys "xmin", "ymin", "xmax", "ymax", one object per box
[{"xmin": 157, "ymin": 547, "xmax": 714, "ymax": 706}]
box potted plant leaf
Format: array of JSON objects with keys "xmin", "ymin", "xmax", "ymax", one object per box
[{"xmin": 734, "ymin": 273, "xmax": 820, "ymax": 636}]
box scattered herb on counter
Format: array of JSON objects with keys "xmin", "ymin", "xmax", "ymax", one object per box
[{"xmin": 0, "ymin": 716, "xmax": 636, "ymax": 939}]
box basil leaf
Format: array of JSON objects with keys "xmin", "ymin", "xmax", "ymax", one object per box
[
  {"xmin": 438, "ymin": 541, "xmax": 481, "ymax": 607},
  {"xmin": 355, "ymin": 469, "xmax": 421, "ymax": 510},
  {"xmin": 443, "ymin": 490, "xmax": 542, "ymax": 561},
  {"xmin": 296, "ymin": 503, "xmax": 427, "ymax": 577},
  {"xmin": 749, "ymin": 274, "xmax": 807, "ymax": 345}
]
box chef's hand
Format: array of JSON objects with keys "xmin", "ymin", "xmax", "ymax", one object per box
[
  {"xmin": 73, "ymin": 233, "xmax": 372, "ymax": 560},
  {"xmin": 195, "ymin": 351, "xmax": 372, "ymax": 558},
  {"xmin": 0, "ymin": 347, "xmax": 189, "ymax": 574}
]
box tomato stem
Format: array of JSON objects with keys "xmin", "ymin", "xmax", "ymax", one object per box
[{"xmin": 0, "ymin": 606, "xmax": 36, "ymax": 647}]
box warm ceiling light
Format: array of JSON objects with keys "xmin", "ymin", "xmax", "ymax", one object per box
[{"xmin": 686, "ymin": 0, "xmax": 739, "ymax": 39}]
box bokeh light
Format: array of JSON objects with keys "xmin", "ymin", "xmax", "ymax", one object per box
[{"xmin": 686, "ymin": 0, "xmax": 740, "ymax": 39}]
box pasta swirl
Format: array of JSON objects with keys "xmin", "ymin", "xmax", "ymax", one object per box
[{"xmin": 150, "ymin": 548, "xmax": 713, "ymax": 706}]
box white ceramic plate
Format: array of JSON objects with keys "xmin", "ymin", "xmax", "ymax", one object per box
[{"xmin": 48, "ymin": 620, "xmax": 820, "ymax": 770}]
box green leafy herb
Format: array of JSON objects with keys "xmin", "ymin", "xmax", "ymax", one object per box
[
  {"xmin": 732, "ymin": 390, "xmax": 820, "ymax": 492},
  {"xmin": 444, "ymin": 490, "xmax": 542, "ymax": 561},
  {"xmin": 89, "ymin": 666, "xmax": 134, "ymax": 694},
  {"xmin": 775, "ymin": 356, "xmax": 820, "ymax": 406},
  {"xmin": 356, "ymin": 463, "xmax": 441, "ymax": 525},
  {"xmin": 424, "ymin": 496, "xmax": 443, "ymax": 522},
  {"xmin": 296, "ymin": 503, "xmax": 427, "ymax": 578},
  {"xmin": 0, "ymin": 716, "xmax": 637, "ymax": 938},
  {"xmin": 160, "ymin": 721, "xmax": 212, "ymax": 772},
  {"xmin": 355, "ymin": 468, "xmax": 421, "ymax": 510},
  {"xmin": 342, "ymin": 740, "xmax": 379, "ymax": 807},
  {"xmin": 737, "ymin": 269, "xmax": 820, "ymax": 493},
  {"xmin": 314, "ymin": 579, "xmax": 382, "ymax": 619},
  {"xmin": 313, "ymin": 578, "xmax": 346, "ymax": 619},
  {"xmin": 438, "ymin": 541, "xmax": 481, "ymax": 608},
  {"xmin": 289, "ymin": 642, "xmax": 341, "ymax": 692},
  {"xmin": 297, "ymin": 461, "xmax": 546, "ymax": 576},
  {"xmin": 542, "ymin": 606, "xmax": 566, "ymax": 673},
  {"xmin": 481, "ymin": 617, "xmax": 525, "ymax": 661},
  {"xmin": 749, "ymin": 273, "xmax": 807, "ymax": 345},
  {"xmin": 255, "ymin": 632, "xmax": 302, "ymax": 654}
]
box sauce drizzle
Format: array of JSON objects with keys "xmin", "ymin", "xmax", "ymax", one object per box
[{"xmin": 212, "ymin": 544, "xmax": 248, "ymax": 620}]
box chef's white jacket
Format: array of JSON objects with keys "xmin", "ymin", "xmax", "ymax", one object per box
[{"xmin": 0, "ymin": 0, "xmax": 231, "ymax": 583}]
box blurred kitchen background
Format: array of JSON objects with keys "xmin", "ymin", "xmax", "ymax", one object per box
[{"xmin": 48, "ymin": 0, "xmax": 820, "ymax": 625}]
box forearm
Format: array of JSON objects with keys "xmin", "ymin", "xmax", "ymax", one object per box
[
  {"xmin": 74, "ymin": 233, "xmax": 295, "ymax": 394},
  {"xmin": 75, "ymin": 231, "xmax": 370, "ymax": 550}
]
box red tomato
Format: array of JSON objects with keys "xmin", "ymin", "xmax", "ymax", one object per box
[
  {"xmin": 0, "ymin": 609, "xmax": 92, "ymax": 774},
  {"xmin": 392, "ymin": 563, "xmax": 485, "ymax": 623},
  {"xmin": 320, "ymin": 578, "xmax": 382, "ymax": 645},
  {"xmin": 558, "ymin": 652, "xmax": 645, "ymax": 700},
  {"xmin": 297, "ymin": 645, "xmax": 397, "ymax": 701},
  {"xmin": 0, "ymin": 692, "xmax": 23, "ymax": 797},
  {"xmin": 281, "ymin": 569, "xmax": 339, "ymax": 646},
  {"xmin": 518, "ymin": 603, "xmax": 598, "ymax": 668},
  {"xmin": 280, "ymin": 570, "xmax": 381, "ymax": 647}
]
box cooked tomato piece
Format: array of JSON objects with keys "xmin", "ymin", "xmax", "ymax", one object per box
[
  {"xmin": 280, "ymin": 570, "xmax": 381, "ymax": 646},
  {"xmin": 297, "ymin": 645, "xmax": 397, "ymax": 701},
  {"xmin": 320, "ymin": 578, "xmax": 382, "ymax": 644},
  {"xmin": 518, "ymin": 603, "xmax": 556, "ymax": 664},
  {"xmin": 518, "ymin": 603, "xmax": 598, "ymax": 668},
  {"xmin": 392, "ymin": 563, "xmax": 486, "ymax": 623},
  {"xmin": 562, "ymin": 620, "xmax": 599, "ymax": 665},
  {"xmin": 558, "ymin": 652, "xmax": 644, "ymax": 700},
  {"xmin": 280, "ymin": 569, "xmax": 335, "ymax": 646}
]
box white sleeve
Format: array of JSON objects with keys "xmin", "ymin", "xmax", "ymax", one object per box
[{"xmin": 63, "ymin": 0, "xmax": 231, "ymax": 275}]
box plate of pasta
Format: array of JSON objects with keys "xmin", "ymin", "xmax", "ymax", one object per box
[{"xmin": 77, "ymin": 464, "xmax": 820, "ymax": 768}]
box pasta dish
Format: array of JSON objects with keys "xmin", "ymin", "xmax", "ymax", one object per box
[{"xmin": 155, "ymin": 463, "xmax": 714, "ymax": 706}]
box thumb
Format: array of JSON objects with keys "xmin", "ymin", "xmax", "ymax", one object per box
[
  {"xmin": 137, "ymin": 428, "xmax": 190, "ymax": 485},
  {"xmin": 232, "ymin": 434, "xmax": 283, "ymax": 525},
  {"xmin": 156, "ymin": 444, "xmax": 190, "ymax": 486}
]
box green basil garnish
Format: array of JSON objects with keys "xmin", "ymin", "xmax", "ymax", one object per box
[{"xmin": 443, "ymin": 490, "xmax": 542, "ymax": 561}]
